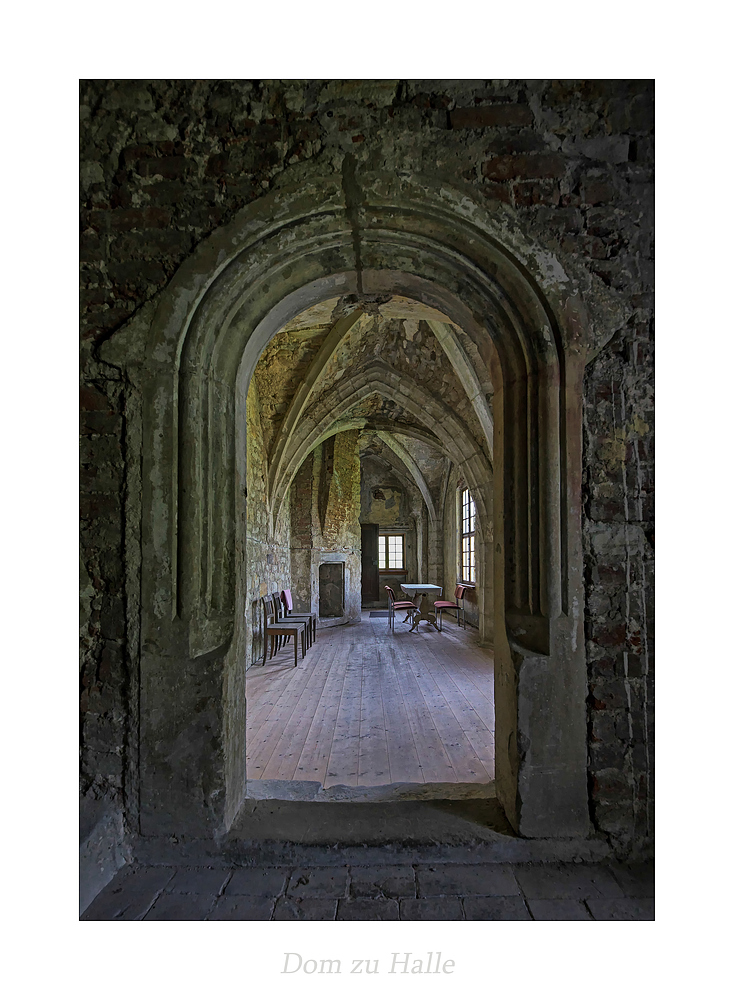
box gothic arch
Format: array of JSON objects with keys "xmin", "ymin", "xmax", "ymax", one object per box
[
  {"xmin": 105, "ymin": 170, "xmax": 591, "ymax": 841},
  {"xmin": 270, "ymin": 362, "xmax": 491, "ymax": 530}
]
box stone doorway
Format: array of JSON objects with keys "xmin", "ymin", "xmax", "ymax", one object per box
[{"xmin": 117, "ymin": 172, "xmax": 591, "ymax": 845}]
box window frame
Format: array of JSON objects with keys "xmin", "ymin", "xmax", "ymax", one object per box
[
  {"xmin": 378, "ymin": 531, "xmax": 406, "ymax": 571},
  {"xmin": 459, "ymin": 487, "xmax": 476, "ymax": 584}
]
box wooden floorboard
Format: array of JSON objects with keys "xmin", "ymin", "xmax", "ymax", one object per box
[{"xmin": 246, "ymin": 613, "xmax": 495, "ymax": 787}]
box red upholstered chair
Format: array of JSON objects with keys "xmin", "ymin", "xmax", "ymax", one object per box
[
  {"xmin": 384, "ymin": 585, "xmax": 418, "ymax": 631},
  {"xmin": 278, "ymin": 589, "xmax": 317, "ymax": 646},
  {"xmin": 434, "ymin": 585, "xmax": 468, "ymax": 631}
]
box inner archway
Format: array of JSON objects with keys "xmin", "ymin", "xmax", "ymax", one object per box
[{"xmin": 242, "ymin": 295, "xmax": 496, "ymax": 795}]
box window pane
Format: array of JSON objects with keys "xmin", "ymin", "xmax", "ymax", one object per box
[
  {"xmin": 379, "ymin": 535, "xmax": 404, "ymax": 569},
  {"xmin": 461, "ymin": 534, "xmax": 476, "ymax": 582},
  {"xmin": 388, "ymin": 535, "xmax": 403, "ymax": 569}
]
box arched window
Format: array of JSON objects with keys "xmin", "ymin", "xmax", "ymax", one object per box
[{"xmin": 460, "ymin": 488, "xmax": 476, "ymax": 583}]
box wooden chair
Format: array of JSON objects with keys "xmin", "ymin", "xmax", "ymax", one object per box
[
  {"xmin": 433, "ymin": 585, "xmax": 468, "ymax": 631},
  {"xmin": 384, "ymin": 585, "xmax": 418, "ymax": 631},
  {"xmin": 280, "ymin": 589, "xmax": 317, "ymax": 646},
  {"xmin": 271, "ymin": 591, "xmax": 314, "ymax": 649},
  {"xmin": 262, "ymin": 595, "xmax": 306, "ymax": 667}
]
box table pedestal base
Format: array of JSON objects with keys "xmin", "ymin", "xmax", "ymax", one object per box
[{"xmin": 409, "ymin": 593, "xmax": 439, "ymax": 632}]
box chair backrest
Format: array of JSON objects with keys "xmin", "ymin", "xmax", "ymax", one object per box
[
  {"xmin": 455, "ymin": 585, "xmax": 467, "ymax": 601},
  {"xmin": 271, "ymin": 592, "xmax": 283, "ymax": 619},
  {"xmin": 384, "ymin": 585, "xmax": 396, "ymax": 606},
  {"xmin": 262, "ymin": 595, "xmax": 275, "ymax": 624}
]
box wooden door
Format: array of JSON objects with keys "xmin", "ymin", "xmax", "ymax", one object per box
[{"xmin": 361, "ymin": 523, "xmax": 380, "ymax": 604}]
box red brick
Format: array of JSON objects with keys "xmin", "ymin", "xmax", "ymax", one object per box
[
  {"xmin": 513, "ymin": 181, "xmax": 560, "ymax": 206},
  {"xmin": 451, "ymin": 105, "xmax": 533, "ymax": 129},
  {"xmin": 80, "ymin": 386, "xmax": 112, "ymax": 411},
  {"xmin": 582, "ymin": 179, "xmax": 616, "ymax": 205},
  {"xmin": 110, "ymin": 228, "xmax": 194, "ymax": 259},
  {"xmin": 81, "ymin": 411, "xmax": 121, "ymax": 435},
  {"xmin": 80, "ymin": 493, "xmax": 119, "ymax": 520},
  {"xmin": 137, "ymin": 155, "xmax": 190, "ymax": 179},
  {"xmin": 108, "ymin": 260, "xmax": 168, "ymax": 286},
  {"xmin": 592, "ymin": 621, "xmax": 627, "ymax": 648},
  {"xmin": 89, "ymin": 207, "xmax": 172, "ymax": 232},
  {"xmin": 485, "ymin": 132, "xmax": 547, "ymax": 155},
  {"xmin": 143, "ymin": 180, "xmax": 189, "ymax": 206},
  {"xmin": 206, "ymin": 151, "xmax": 230, "ymax": 176},
  {"xmin": 482, "ymin": 153, "xmax": 566, "ymax": 181},
  {"xmin": 484, "ymin": 181, "xmax": 512, "ymax": 204},
  {"xmin": 80, "ymin": 232, "xmax": 105, "ymax": 262},
  {"xmin": 591, "ymin": 770, "xmax": 631, "ymax": 802}
]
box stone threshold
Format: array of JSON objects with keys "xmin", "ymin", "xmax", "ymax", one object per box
[
  {"xmin": 129, "ymin": 832, "xmax": 613, "ymax": 869},
  {"xmin": 244, "ymin": 779, "xmax": 496, "ymax": 803}
]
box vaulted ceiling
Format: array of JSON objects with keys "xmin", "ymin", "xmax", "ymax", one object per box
[{"xmin": 251, "ymin": 295, "xmax": 495, "ymax": 524}]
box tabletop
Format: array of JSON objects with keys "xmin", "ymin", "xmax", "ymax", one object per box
[{"xmin": 401, "ymin": 583, "xmax": 443, "ymax": 597}]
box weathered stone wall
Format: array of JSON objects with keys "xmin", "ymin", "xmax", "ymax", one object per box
[
  {"xmin": 287, "ymin": 434, "xmax": 363, "ymax": 621},
  {"xmin": 246, "ymin": 378, "xmax": 292, "ymax": 666},
  {"xmin": 322, "ymin": 431, "xmax": 361, "ymax": 550},
  {"xmin": 80, "ymin": 380, "xmax": 131, "ymax": 856},
  {"xmin": 289, "ymin": 453, "xmax": 314, "ymax": 614},
  {"xmin": 313, "ymin": 432, "xmax": 362, "ymax": 623},
  {"xmin": 80, "ymin": 79, "xmax": 653, "ymax": 854},
  {"xmin": 583, "ymin": 321, "xmax": 654, "ymax": 853}
]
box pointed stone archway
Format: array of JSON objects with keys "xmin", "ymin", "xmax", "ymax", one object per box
[{"xmin": 103, "ymin": 170, "xmax": 592, "ymax": 843}]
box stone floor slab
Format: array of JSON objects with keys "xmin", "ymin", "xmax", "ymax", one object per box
[
  {"xmin": 273, "ymin": 898, "xmax": 338, "ymax": 920},
  {"xmin": 399, "ymin": 898, "xmax": 464, "ymax": 920},
  {"xmin": 462, "ymin": 896, "xmax": 531, "ymax": 920},
  {"xmin": 287, "ymin": 867, "xmax": 349, "ymax": 898},
  {"xmin": 144, "ymin": 891, "xmax": 217, "ymax": 920},
  {"xmin": 526, "ymin": 898, "xmax": 592, "ymax": 920},
  {"xmin": 207, "ymin": 895, "xmax": 276, "ymax": 920},
  {"xmin": 349, "ymin": 866, "xmax": 416, "ymax": 899},
  {"xmin": 336, "ymin": 898, "xmax": 400, "ymax": 920},
  {"xmin": 585, "ymin": 897, "xmax": 654, "ymax": 920},
  {"xmin": 607, "ymin": 862, "xmax": 655, "ymax": 898},
  {"xmin": 416, "ymin": 864, "xmax": 519, "ymax": 897},
  {"xmin": 166, "ymin": 867, "xmax": 232, "ymax": 895},
  {"xmin": 81, "ymin": 865, "xmax": 175, "ymax": 920},
  {"xmin": 513, "ymin": 863, "xmax": 625, "ymax": 900},
  {"xmin": 226, "ymin": 868, "xmax": 290, "ymax": 897}
]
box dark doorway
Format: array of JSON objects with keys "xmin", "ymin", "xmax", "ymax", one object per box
[
  {"xmin": 319, "ymin": 562, "xmax": 345, "ymax": 617},
  {"xmin": 361, "ymin": 523, "xmax": 379, "ymax": 604}
]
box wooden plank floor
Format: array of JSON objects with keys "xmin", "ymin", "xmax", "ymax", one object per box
[{"xmin": 246, "ymin": 613, "xmax": 495, "ymax": 786}]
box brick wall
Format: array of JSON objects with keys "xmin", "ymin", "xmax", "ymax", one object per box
[
  {"xmin": 583, "ymin": 318, "xmax": 654, "ymax": 851},
  {"xmin": 80, "ymin": 79, "xmax": 654, "ymax": 852}
]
